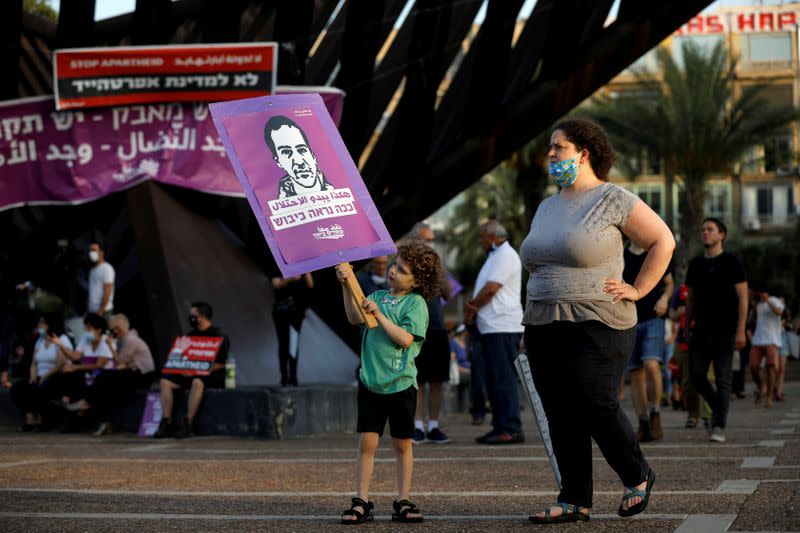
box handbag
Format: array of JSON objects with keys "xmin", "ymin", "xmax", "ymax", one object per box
[{"xmin": 449, "ymin": 358, "xmax": 460, "ymax": 385}]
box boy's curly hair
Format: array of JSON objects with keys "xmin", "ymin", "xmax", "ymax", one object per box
[{"xmin": 396, "ymin": 241, "xmax": 443, "ymax": 301}]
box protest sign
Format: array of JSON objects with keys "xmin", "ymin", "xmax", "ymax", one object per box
[
  {"xmin": 54, "ymin": 43, "xmax": 277, "ymax": 110},
  {"xmin": 161, "ymin": 336, "xmax": 224, "ymax": 376},
  {"xmin": 209, "ymin": 93, "xmax": 395, "ymax": 278}
]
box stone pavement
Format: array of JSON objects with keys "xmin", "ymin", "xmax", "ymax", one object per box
[{"xmin": 0, "ymin": 382, "xmax": 798, "ymax": 532}]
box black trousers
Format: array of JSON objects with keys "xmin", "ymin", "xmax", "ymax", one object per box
[
  {"xmin": 525, "ymin": 321, "xmax": 648, "ymax": 508},
  {"xmin": 689, "ymin": 328, "xmax": 734, "ymax": 429},
  {"xmin": 10, "ymin": 374, "xmax": 73, "ymax": 420},
  {"xmin": 85, "ymin": 369, "xmax": 153, "ymax": 421},
  {"xmin": 273, "ymin": 307, "xmax": 304, "ymax": 384}
]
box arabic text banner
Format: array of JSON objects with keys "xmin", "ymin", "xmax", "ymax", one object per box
[
  {"xmin": 0, "ymin": 89, "xmax": 344, "ymax": 212},
  {"xmin": 0, "ymin": 96, "xmax": 241, "ymax": 210},
  {"xmin": 54, "ymin": 43, "xmax": 277, "ymax": 110},
  {"xmin": 209, "ymin": 94, "xmax": 395, "ymax": 276}
]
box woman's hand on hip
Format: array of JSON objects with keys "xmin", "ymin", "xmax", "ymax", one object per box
[{"xmin": 604, "ymin": 279, "xmax": 642, "ymax": 303}]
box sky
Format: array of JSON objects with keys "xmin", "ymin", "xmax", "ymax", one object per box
[{"xmin": 45, "ymin": 0, "xmax": 796, "ymax": 23}]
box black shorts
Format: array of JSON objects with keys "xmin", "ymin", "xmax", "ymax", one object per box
[
  {"xmin": 162, "ymin": 370, "xmax": 225, "ymax": 389},
  {"xmin": 415, "ymin": 329, "xmax": 450, "ymax": 383},
  {"xmin": 356, "ymin": 380, "xmax": 417, "ymax": 439}
]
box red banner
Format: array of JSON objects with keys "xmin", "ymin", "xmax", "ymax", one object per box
[
  {"xmin": 161, "ymin": 336, "xmax": 223, "ymax": 376},
  {"xmin": 54, "ymin": 43, "xmax": 277, "ymax": 110}
]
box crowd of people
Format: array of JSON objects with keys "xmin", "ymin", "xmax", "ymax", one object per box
[
  {"xmin": 332, "ymin": 118, "xmax": 797, "ymax": 524},
  {"xmin": 0, "ymin": 117, "xmax": 797, "ymax": 524}
]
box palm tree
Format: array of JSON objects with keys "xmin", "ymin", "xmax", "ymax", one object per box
[{"xmin": 587, "ymin": 40, "xmax": 799, "ymax": 281}]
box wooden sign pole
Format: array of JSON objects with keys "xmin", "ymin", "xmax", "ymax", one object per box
[{"xmin": 338, "ymin": 262, "xmax": 378, "ymax": 329}]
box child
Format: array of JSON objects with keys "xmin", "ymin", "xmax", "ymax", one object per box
[{"xmin": 335, "ymin": 241, "xmax": 443, "ymax": 525}]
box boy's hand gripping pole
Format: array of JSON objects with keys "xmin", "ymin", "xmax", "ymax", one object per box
[{"xmin": 339, "ymin": 262, "xmax": 378, "ymax": 329}]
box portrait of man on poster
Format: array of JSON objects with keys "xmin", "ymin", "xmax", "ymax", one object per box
[{"xmin": 263, "ymin": 115, "xmax": 334, "ymax": 199}]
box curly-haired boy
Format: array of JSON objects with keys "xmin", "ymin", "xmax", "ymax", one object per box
[{"xmin": 335, "ymin": 241, "xmax": 443, "ymax": 524}]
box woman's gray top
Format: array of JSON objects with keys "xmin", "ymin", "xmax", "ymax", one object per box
[{"xmin": 519, "ymin": 182, "xmax": 640, "ymax": 330}]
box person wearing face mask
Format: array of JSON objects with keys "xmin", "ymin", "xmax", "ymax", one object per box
[
  {"xmin": 519, "ymin": 119, "xmax": 674, "ymax": 523},
  {"xmin": 86, "ymin": 240, "xmax": 115, "ymax": 321},
  {"xmin": 50, "ymin": 313, "xmax": 114, "ymax": 412},
  {"xmin": 465, "ymin": 219, "xmax": 525, "ymax": 446},
  {"xmin": 155, "ymin": 301, "xmax": 230, "ymax": 438},
  {"xmin": 63, "ymin": 313, "xmax": 155, "ymax": 436},
  {"xmin": 9, "ymin": 313, "xmax": 73, "ymax": 431}
]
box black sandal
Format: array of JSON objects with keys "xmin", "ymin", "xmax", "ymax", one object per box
[
  {"xmin": 340, "ymin": 497, "xmax": 374, "ymax": 525},
  {"xmin": 529, "ymin": 503, "xmax": 590, "ymax": 524},
  {"xmin": 618, "ymin": 469, "xmax": 656, "ymax": 517},
  {"xmin": 392, "ymin": 499, "xmax": 423, "ymax": 523}
]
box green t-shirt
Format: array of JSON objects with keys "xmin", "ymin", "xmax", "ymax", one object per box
[{"xmin": 359, "ymin": 290, "xmax": 429, "ymax": 394}]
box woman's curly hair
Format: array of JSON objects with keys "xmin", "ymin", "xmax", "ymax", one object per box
[
  {"xmin": 553, "ymin": 118, "xmax": 617, "ymax": 181},
  {"xmin": 396, "ymin": 241, "xmax": 443, "ymax": 301}
]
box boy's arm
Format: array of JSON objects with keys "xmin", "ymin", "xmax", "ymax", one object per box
[
  {"xmin": 335, "ymin": 264, "xmax": 366, "ymax": 325},
  {"xmin": 363, "ymin": 299, "xmax": 414, "ymax": 349}
]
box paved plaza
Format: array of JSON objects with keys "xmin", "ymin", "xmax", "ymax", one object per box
[{"xmin": 0, "ymin": 383, "xmax": 799, "ymax": 532}]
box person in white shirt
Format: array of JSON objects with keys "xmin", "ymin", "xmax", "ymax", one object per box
[
  {"xmin": 749, "ymin": 286, "xmax": 785, "ymax": 408},
  {"xmin": 9, "ymin": 313, "xmax": 73, "ymax": 431},
  {"xmin": 464, "ymin": 220, "xmax": 525, "ymax": 445},
  {"xmin": 87, "ymin": 240, "xmax": 115, "ymax": 319}
]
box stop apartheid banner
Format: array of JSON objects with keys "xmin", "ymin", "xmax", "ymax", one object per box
[
  {"xmin": 161, "ymin": 336, "xmax": 224, "ymax": 376},
  {"xmin": 209, "ymin": 94, "xmax": 395, "ymax": 277},
  {"xmin": 54, "ymin": 43, "xmax": 277, "ymax": 110}
]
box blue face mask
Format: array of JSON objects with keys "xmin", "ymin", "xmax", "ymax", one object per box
[
  {"xmin": 37, "ymin": 327, "xmax": 46, "ymax": 337},
  {"xmin": 84, "ymin": 331, "xmax": 96, "ymax": 343},
  {"xmin": 549, "ymin": 157, "xmax": 580, "ymax": 188}
]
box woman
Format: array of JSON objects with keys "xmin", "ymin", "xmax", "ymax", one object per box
[
  {"xmin": 271, "ymin": 273, "xmax": 314, "ymax": 386},
  {"xmin": 50, "ymin": 313, "xmax": 113, "ymax": 405},
  {"xmin": 9, "ymin": 313, "xmax": 73, "ymax": 431},
  {"xmin": 520, "ymin": 119, "xmax": 674, "ymax": 523}
]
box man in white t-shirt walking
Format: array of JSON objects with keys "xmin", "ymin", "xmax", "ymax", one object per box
[
  {"xmin": 750, "ymin": 285, "xmax": 785, "ymax": 408},
  {"xmin": 87, "ymin": 240, "xmax": 115, "ymax": 319},
  {"xmin": 465, "ymin": 220, "xmax": 525, "ymax": 444}
]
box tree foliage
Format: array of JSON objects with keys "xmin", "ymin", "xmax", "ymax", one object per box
[
  {"xmin": 24, "ymin": 0, "xmax": 57, "ymax": 22},
  {"xmin": 586, "ymin": 40, "xmax": 800, "ymax": 281},
  {"xmin": 442, "ymin": 131, "xmax": 552, "ymax": 287}
]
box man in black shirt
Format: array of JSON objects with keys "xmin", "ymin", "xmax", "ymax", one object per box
[
  {"xmin": 155, "ymin": 301, "xmax": 230, "ymax": 438},
  {"xmin": 623, "ymin": 245, "xmax": 674, "ymax": 442},
  {"xmin": 685, "ymin": 218, "xmax": 748, "ymax": 443}
]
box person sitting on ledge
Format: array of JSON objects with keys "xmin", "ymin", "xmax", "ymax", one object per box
[{"xmin": 154, "ymin": 301, "xmax": 230, "ymax": 439}]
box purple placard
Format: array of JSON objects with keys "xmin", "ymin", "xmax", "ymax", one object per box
[
  {"xmin": 209, "ymin": 94, "xmax": 395, "ymax": 276},
  {"xmin": 0, "ymin": 89, "xmax": 344, "ymax": 212},
  {"xmin": 138, "ymin": 391, "xmax": 163, "ymax": 437},
  {"xmin": 447, "ymin": 272, "xmax": 463, "ymax": 300}
]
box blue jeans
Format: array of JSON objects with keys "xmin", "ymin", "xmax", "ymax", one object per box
[
  {"xmin": 479, "ymin": 331, "xmax": 523, "ymax": 435},
  {"xmin": 628, "ymin": 318, "xmax": 666, "ymax": 370}
]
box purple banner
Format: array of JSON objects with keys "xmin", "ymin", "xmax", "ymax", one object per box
[
  {"xmin": 209, "ymin": 94, "xmax": 395, "ymax": 276},
  {"xmin": 138, "ymin": 391, "xmax": 163, "ymax": 437},
  {"xmin": 0, "ymin": 88, "xmax": 344, "ymax": 212}
]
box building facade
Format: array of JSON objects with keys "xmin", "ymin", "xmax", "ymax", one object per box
[{"xmin": 605, "ymin": 3, "xmax": 800, "ymax": 237}]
